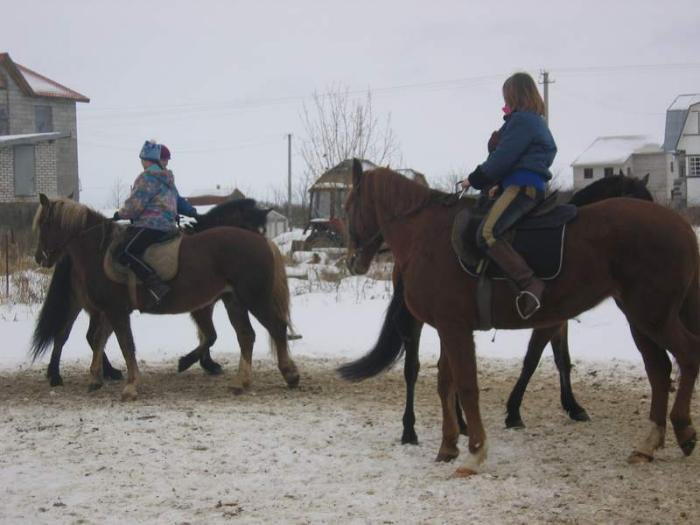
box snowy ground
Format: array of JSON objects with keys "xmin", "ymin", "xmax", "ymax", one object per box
[{"xmin": 1, "ymin": 278, "xmax": 699, "ymax": 523}]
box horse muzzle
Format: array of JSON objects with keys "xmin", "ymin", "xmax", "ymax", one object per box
[{"xmin": 347, "ymin": 252, "xmax": 370, "ymax": 276}]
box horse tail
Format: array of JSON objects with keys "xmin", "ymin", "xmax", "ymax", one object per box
[
  {"xmin": 267, "ymin": 239, "xmax": 291, "ymax": 329},
  {"xmin": 31, "ymin": 255, "xmax": 73, "ymax": 361},
  {"xmin": 337, "ymin": 277, "xmax": 412, "ymax": 382}
]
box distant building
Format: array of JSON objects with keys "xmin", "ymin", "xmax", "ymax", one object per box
[
  {"xmin": 0, "ymin": 52, "xmax": 89, "ymax": 206},
  {"xmin": 571, "ymin": 135, "xmax": 673, "ymax": 205},
  {"xmin": 663, "ymin": 94, "xmax": 700, "ymax": 206}
]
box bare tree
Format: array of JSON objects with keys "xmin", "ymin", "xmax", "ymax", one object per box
[
  {"xmin": 107, "ymin": 177, "xmax": 128, "ymax": 209},
  {"xmin": 300, "ymin": 86, "xmax": 401, "ymax": 178},
  {"xmin": 434, "ymin": 167, "xmax": 469, "ymax": 192}
]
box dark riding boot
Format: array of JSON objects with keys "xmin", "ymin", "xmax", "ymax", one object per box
[
  {"xmin": 487, "ymin": 239, "xmax": 544, "ymax": 319},
  {"xmin": 141, "ymin": 272, "xmax": 170, "ymax": 308}
]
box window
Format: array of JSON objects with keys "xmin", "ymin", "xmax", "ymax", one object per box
[
  {"xmin": 14, "ymin": 145, "xmax": 36, "ymax": 196},
  {"xmin": 35, "ymin": 105, "xmax": 53, "ymax": 133},
  {"xmin": 0, "ymin": 107, "xmax": 8, "ymax": 135},
  {"xmin": 311, "ymin": 191, "xmax": 331, "ymax": 219},
  {"xmin": 583, "ymin": 168, "xmax": 593, "ymax": 179},
  {"xmin": 689, "ymin": 156, "xmax": 700, "ymax": 178},
  {"xmin": 627, "ymin": 167, "xmax": 632, "ymax": 176},
  {"xmin": 603, "ymin": 167, "xmax": 614, "ymax": 178},
  {"xmin": 671, "ymin": 161, "xmax": 674, "ymax": 173}
]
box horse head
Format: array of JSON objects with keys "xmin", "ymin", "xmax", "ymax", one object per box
[
  {"xmin": 33, "ymin": 193, "xmax": 89, "ymax": 268},
  {"xmin": 345, "ymin": 158, "xmax": 384, "ymax": 275}
]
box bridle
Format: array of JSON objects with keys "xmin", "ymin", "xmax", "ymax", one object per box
[{"xmin": 39, "ymin": 209, "xmax": 113, "ymax": 263}]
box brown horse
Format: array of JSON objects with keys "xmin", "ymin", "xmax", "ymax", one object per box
[
  {"xmin": 33, "ymin": 194, "xmax": 299, "ymax": 400},
  {"xmin": 339, "ymin": 160, "xmax": 699, "ymax": 477}
]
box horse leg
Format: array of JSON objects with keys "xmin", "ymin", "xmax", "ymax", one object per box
[
  {"xmin": 439, "ymin": 327, "xmax": 487, "ymax": 477},
  {"xmin": 401, "ymin": 319, "xmax": 423, "ymax": 445},
  {"xmin": 505, "ymin": 324, "xmax": 560, "ymax": 428},
  {"xmin": 177, "ymin": 304, "xmax": 220, "ymax": 374},
  {"xmin": 46, "ymin": 301, "xmax": 81, "ymax": 387},
  {"xmin": 250, "ymin": 301, "xmax": 299, "ymax": 389},
  {"xmin": 102, "ymin": 351, "xmax": 123, "ymax": 381},
  {"xmin": 436, "ymin": 351, "xmax": 460, "ymax": 462},
  {"xmin": 670, "ymin": 353, "xmax": 699, "ymax": 456},
  {"xmin": 108, "ymin": 314, "xmax": 140, "ymax": 401},
  {"xmin": 222, "ymin": 295, "xmax": 256, "ymax": 394},
  {"xmin": 627, "ymin": 325, "xmax": 671, "ymax": 463},
  {"xmin": 551, "ymin": 322, "xmax": 589, "ymax": 422},
  {"xmin": 87, "ymin": 314, "xmax": 113, "ymax": 392}
]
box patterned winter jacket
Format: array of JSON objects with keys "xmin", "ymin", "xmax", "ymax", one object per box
[{"xmin": 118, "ymin": 164, "xmax": 178, "ymax": 231}]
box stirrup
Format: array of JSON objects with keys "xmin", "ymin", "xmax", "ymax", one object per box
[{"xmin": 515, "ymin": 290, "xmax": 541, "ymax": 320}]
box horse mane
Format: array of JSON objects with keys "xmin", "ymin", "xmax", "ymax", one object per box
[
  {"xmin": 33, "ymin": 198, "xmax": 103, "ymax": 234},
  {"xmin": 366, "ymin": 168, "xmax": 456, "ymax": 216}
]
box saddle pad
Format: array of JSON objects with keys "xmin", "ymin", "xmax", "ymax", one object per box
[
  {"xmin": 451, "ymin": 204, "xmax": 577, "ymax": 281},
  {"xmin": 104, "ymin": 231, "xmax": 182, "ymax": 284},
  {"xmin": 458, "ymin": 225, "xmax": 567, "ymax": 281}
]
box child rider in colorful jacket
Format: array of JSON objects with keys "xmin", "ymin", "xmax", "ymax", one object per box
[
  {"xmin": 460, "ymin": 72, "xmax": 557, "ymax": 319},
  {"xmin": 113, "ymin": 141, "xmax": 179, "ymax": 307}
]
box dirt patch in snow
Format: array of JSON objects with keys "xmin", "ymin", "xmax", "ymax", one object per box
[{"xmin": 0, "ymin": 356, "xmax": 698, "ymax": 523}]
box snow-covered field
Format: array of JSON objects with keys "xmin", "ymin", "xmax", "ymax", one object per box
[{"xmin": 1, "ymin": 276, "xmax": 699, "ymax": 523}]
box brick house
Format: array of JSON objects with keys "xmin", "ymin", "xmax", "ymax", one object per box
[{"xmin": 0, "ymin": 53, "xmax": 89, "ymax": 217}]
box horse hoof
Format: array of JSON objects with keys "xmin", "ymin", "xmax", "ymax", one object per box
[
  {"xmin": 401, "ymin": 432, "xmax": 419, "ymax": 445},
  {"xmin": 87, "ymin": 383, "xmax": 102, "ymax": 392},
  {"xmin": 505, "ymin": 415, "xmax": 525, "ymax": 429},
  {"xmin": 121, "ymin": 386, "xmax": 138, "ymax": 401},
  {"xmin": 104, "ymin": 369, "xmax": 124, "ymax": 381},
  {"xmin": 285, "ymin": 374, "xmax": 300, "ymax": 389},
  {"xmin": 230, "ymin": 385, "xmax": 246, "ymax": 396},
  {"xmin": 568, "ymin": 408, "xmax": 591, "ymax": 422},
  {"xmin": 177, "ymin": 356, "xmax": 195, "ymax": 373},
  {"xmin": 49, "ymin": 376, "xmax": 64, "ymax": 387},
  {"xmin": 627, "ymin": 451, "xmax": 654, "ymax": 464},
  {"xmin": 680, "ymin": 432, "xmax": 696, "ymax": 457},
  {"xmin": 202, "ymin": 362, "xmax": 224, "ymax": 376},
  {"xmin": 435, "ymin": 450, "xmax": 459, "ymax": 462},
  {"xmin": 450, "ymin": 467, "xmax": 478, "ymax": 478}
]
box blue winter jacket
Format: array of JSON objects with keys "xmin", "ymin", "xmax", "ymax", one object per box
[
  {"xmin": 469, "ymin": 111, "xmax": 556, "ymax": 191},
  {"xmin": 177, "ymin": 195, "xmax": 198, "ymax": 217}
]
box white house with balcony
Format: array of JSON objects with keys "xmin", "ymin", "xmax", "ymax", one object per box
[
  {"xmin": 571, "ymin": 135, "xmax": 673, "ymax": 204},
  {"xmin": 663, "ymin": 94, "xmax": 700, "ymax": 205}
]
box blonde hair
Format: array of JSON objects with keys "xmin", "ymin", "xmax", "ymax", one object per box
[{"xmin": 503, "ymin": 72, "xmax": 545, "ymax": 116}]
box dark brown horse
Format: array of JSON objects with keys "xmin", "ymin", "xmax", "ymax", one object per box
[
  {"xmin": 339, "ymin": 160, "xmax": 699, "ymax": 477},
  {"xmin": 397, "ymin": 173, "xmax": 654, "ymax": 445},
  {"xmin": 32, "ymin": 198, "xmax": 276, "ymax": 386},
  {"xmin": 33, "ymin": 194, "xmax": 299, "ymax": 400}
]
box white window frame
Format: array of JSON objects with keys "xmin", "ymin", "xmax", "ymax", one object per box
[{"xmin": 689, "ymin": 156, "xmax": 700, "ymax": 178}]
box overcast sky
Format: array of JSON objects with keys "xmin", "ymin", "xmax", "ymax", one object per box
[{"xmin": 4, "ymin": 0, "xmax": 700, "ymax": 206}]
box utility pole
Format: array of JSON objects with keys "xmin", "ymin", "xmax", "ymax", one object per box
[
  {"xmin": 539, "ymin": 70, "xmax": 555, "ymax": 124},
  {"xmin": 287, "ymin": 133, "xmax": 292, "ymax": 230}
]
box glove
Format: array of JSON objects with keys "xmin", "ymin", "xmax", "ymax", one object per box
[
  {"xmin": 112, "ymin": 211, "xmax": 120, "ymax": 221},
  {"xmin": 467, "ymin": 165, "xmax": 490, "ymax": 190}
]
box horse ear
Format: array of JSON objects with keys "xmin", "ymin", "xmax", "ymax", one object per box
[
  {"xmin": 352, "ymin": 158, "xmax": 363, "ymax": 189},
  {"xmin": 39, "ymin": 193, "xmax": 50, "ymax": 207},
  {"xmin": 641, "ymin": 173, "xmax": 650, "ymax": 186}
]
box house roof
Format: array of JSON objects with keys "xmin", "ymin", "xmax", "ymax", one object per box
[
  {"xmin": 186, "ymin": 187, "xmax": 247, "ymax": 206},
  {"xmin": 309, "ymin": 159, "xmax": 429, "ymax": 191},
  {"xmin": 663, "ymin": 93, "xmax": 700, "ymax": 151},
  {"xmin": 0, "ymin": 53, "xmax": 90, "ymax": 103},
  {"xmin": 571, "ymin": 135, "xmax": 661, "ymax": 167}
]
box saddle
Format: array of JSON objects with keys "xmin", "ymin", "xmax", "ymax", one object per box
[
  {"xmin": 104, "ymin": 227, "xmax": 182, "ymax": 306},
  {"xmin": 451, "ymin": 195, "xmax": 578, "ymax": 328}
]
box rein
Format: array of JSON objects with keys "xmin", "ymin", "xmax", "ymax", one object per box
[{"xmin": 42, "ymin": 217, "xmax": 113, "ymax": 262}]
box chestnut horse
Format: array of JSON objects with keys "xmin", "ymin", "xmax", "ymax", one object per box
[
  {"xmin": 33, "ymin": 194, "xmax": 299, "ymax": 400},
  {"xmin": 396, "ymin": 173, "xmax": 654, "ymax": 445},
  {"xmin": 339, "ymin": 160, "xmax": 699, "ymax": 477},
  {"xmin": 32, "ymin": 198, "xmax": 276, "ymax": 386}
]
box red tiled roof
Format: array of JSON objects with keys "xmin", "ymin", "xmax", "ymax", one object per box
[{"xmin": 0, "ymin": 52, "xmax": 89, "ymax": 103}]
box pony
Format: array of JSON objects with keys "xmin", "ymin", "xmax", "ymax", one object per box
[
  {"xmin": 339, "ymin": 160, "xmax": 698, "ymax": 477},
  {"xmin": 32, "ymin": 198, "xmax": 276, "ymax": 386},
  {"xmin": 396, "ymin": 173, "xmax": 654, "ymax": 445},
  {"xmin": 32, "ymin": 194, "xmax": 299, "ymax": 400}
]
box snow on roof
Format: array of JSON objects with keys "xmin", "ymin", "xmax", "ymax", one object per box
[
  {"xmin": 0, "ymin": 131, "xmax": 68, "ymax": 147},
  {"xmin": 667, "ymin": 94, "xmax": 700, "ymax": 112},
  {"xmin": 572, "ymin": 135, "xmax": 661, "ymax": 167}
]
